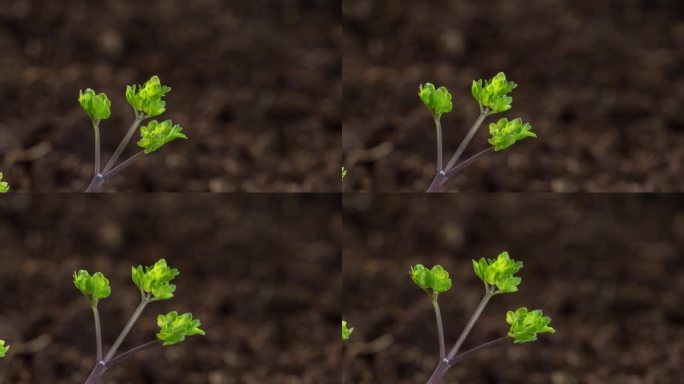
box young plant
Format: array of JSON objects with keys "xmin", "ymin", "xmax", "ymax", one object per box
[
  {"xmin": 0, "ymin": 172, "xmax": 9, "ymax": 193},
  {"xmin": 74, "ymin": 259, "xmax": 204, "ymax": 383},
  {"xmin": 410, "ymin": 252, "xmax": 554, "ymax": 384},
  {"xmin": 342, "ymin": 320, "xmax": 353, "ymax": 341},
  {"xmin": 420, "ymin": 72, "xmax": 537, "ymax": 192},
  {"xmin": 0, "ymin": 340, "xmax": 9, "ymax": 357},
  {"xmin": 80, "ymin": 76, "xmax": 187, "ymax": 192}
]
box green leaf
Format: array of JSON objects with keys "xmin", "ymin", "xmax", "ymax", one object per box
[
  {"xmin": 78, "ymin": 88, "xmax": 111, "ymax": 122},
  {"xmin": 137, "ymin": 120, "xmax": 187, "ymax": 154},
  {"xmin": 342, "ymin": 320, "xmax": 353, "ymax": 341},
  {"xmin": 410, "ymin": 264, "xmax": 452, "ymax": 298},
  {"xmin": 131, "ymin": 259, "xmax": 180, "ymax": 301},
  {"xmin": 0, "ymin": 340, "xmax": 8, "ymax": 358},
  {"xmin": 156, "ymin": 311, "xmax": 205, "ymax": 346},
  {"xmin": 73, "ymin": 270, "xmax": 111, "ymax": 305},
  {"xmin": 471, "ymin": 72, "xmax": 517, "ymax": 114},
  {"xmin": 419, "ymin": 83, "xmax": 453, "ymax": 116},
  {"xmin": 0, "ymin": 172, "xmax": 9, "ymax": 193},
  {"xmin": 125, "ymin": 75, "xmax": 172, "ymax": 117},
  {"xmin": 506, "ymin": 307, "xmax": 555, "ymax": 344},
  {"xmin": 488, "ymin": 117, "xmax": 537, "ymax": 151},
  {"xmin": 472, "ymin": 251, "xmax": 523, "ymax": 293}
]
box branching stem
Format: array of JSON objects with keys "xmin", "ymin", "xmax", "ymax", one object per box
[
  {"xmin": 444, "ymin": 108, "xmax": 490, "ymax": 171},
  {"xmin": 92, "ymin": 305, "xmax": 103, "ymax": 362},
  {"xmin": 102, "ymin": 113, "xmax": 145, "ymax": 175},
  {"xmin": 103, "ymin": 297, "xmax": 150, "ymax": 362},
  {"xmin": 432, "ymin": 299, "xmax": 446, "ymax": 360},
  {"xmin": 106, "ymin": 340, "xmax": 161, "ymax": 369},
  {"xmin": 434, "ymin": 115, "xmax": 443, "ymax": 173}
]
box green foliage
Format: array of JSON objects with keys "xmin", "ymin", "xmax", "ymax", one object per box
[
  {"xmin": 131, "ymin": 259, "xmax": 180, "ymax": 301},
  {"xmin": 79, "ymin": 88, "xmax": 112, "ymax": 122},
  {"xmin": 471, "ymin": 72, "xmax": 517, "ymax": 114},
  {"xmin": 126, "ymin": 76, "xmax": 171, "ymax": 117},
  {"xmin": 73, "ymin": 270, "xmax": 111, "ymax": 305},
  {"xmin": 342, "ymin": 320, "xmax": 353, "ymax": 341},
  {"xmin": 0, "ymin": 340, "xmax": 8, "ymax": 358},
  {"xmin": 472, "ymin": 251, "xmax": 523, "ymax": 293},
  {"xmin": 488, "ymin": 118, "xmax": 537, "ymax": 151},
  {"xmin": 506, "ymin": 307, "xmax": 555, "ymax": 344},
  {"xmin": 342, "ymin": 167, "xmax": 347, "ymax": 181},
  {"xmin": 410, "ymin": 264, "xmax": 452, "ymax": 299},
  {"xmin": 0, "ymin": 172, "xmax": 9, "ymax": 193},
  {"xmin": 419, "ymin": 83, "xmax": 453, "ymax": 116},
  {"xmin": 156, "ymin": 311, "xmax": 205, "ymax": 346},
  {"xmin": 137, "ymin": 120, "xmax": 187, "ymax": 154}
]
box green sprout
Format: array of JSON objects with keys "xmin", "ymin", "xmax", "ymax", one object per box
[
  {"xmin": 131, "ymin": 259, "xmax": 180, "ymax": 301},
  {"xmin": 0, "ymin": 172, "xmax": 9, "ymax": 193},
  {"xmin": 125, "ymin": 75, "xmax": 171, "ymax": 118},
  {"xmin": 79, "ymin": 89, "xmax": 112, "ymax": 123},
  {"xmin": 471, "ymin": 72, "xmax": 517, "ymax": 114},
  {"xmin": 488, "ymin": 118, "xmax": 537, "ymax": 151},
  {"xmin": 137, "ymin": 120, "xmax": 187, "ymax": 154},
  {"xmin": 342, "ymin": 167, "xmax": 347, "ymax": 181},
  {"xmin": 411, "ymin": 252, "xmax": 554, "ymax": 384},
  {"xmin": 410, "ymin": 264, "xmax": 452, "ymax": 299},
  {"xmin": 419, "ymin": 83, "xmax": 453, "ymax": 117},
  {"xmin": 472, "ymin": 251, "xmax": 523, "ymax": 293},
  {"xmin": 80, "ymin": 75, "xmax": 187, "ymax": 192},
  {"xmin": 74, "ymin": 270, "xmax": 111, "ymax": 305},
  {"xmin": 156, "ymin": 311, "xmax": 205, "ymax": 346},
  {"xmin": 0, "ymin": 340, "xmax": 9, "ymax": 357},
  {"xmin": 506, "ymin": 307, "xmax": 555, "ymax": 344},
  {"xmin": 342, "ymin": 320, "xmax": 353, "ymax": 341},
  {"xmin": 75, "ymin": 259, "xmax": 204, "ymax": 383},
  {"xmin": 419, "ymin": 72, "xmax": 536, "ymax": 192}
]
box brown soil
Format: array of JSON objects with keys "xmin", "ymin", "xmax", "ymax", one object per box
[
  {"xmin": 343, "ymin": 194, "xmax": 684, "ymax": 383},
  {"xmin": 343, "ymin": 1, "xmax": 684, "ymax": 192},
  {"xmin": 0, "ymin": 195, "xmax": 341, "ymax": 383},
  {"xmin": 0, "ymin": 0, "xmax": 340, "ymax": 192}
]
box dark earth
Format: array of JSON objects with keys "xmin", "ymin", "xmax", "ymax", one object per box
[
  {"xmin": 343, "ymin": 194, "xmax": 684, "ymax": 383},
  {"xmin": 0, "ymin": 195, "xmax": 340, "ymax": 383},
  {"xmin": 343, "ymin": 0, "xmax": 684, "ymax": 192},
  {"xmin": 0, "ymin": 0, "xmax": 340, "ymax": 192}
]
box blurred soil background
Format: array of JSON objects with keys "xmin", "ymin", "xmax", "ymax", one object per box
[
  {"xmin": 0, "ymin": 195, "xmax": 340, "ymax": 383},
  {"xmin": 343, "ymin": 0, "xmax": 684, "ymax": 191},
  {"xmin": 343, "ymin": 194, "xmax": 683, "ymax": 383},
  {"xmin": 0, "ymin": 0, "xmax": 340, "ymax": 192}
]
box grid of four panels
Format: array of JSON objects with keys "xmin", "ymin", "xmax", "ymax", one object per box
[{"xmin": 0, "ymin": 1, "xmax": 682, "ymax": 383}]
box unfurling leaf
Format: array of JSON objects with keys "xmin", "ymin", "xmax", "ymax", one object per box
[
  {"xmin": 156, "ymin": 311, "xmax": 205, "ymax": 346},
  {"xmin": 131, "ymin": 259, "xmax": 180, "ymax": 301},
  {"xmin": 471, "ymin": 72, "xmax": 517, "ymax": 114},
  {"xmin": 506, "ymin": 307, "xmax": 555, "ymax": 344},
  {"xmin": 419, "ymin": 83, "xmax": 453, "ymax": 116},
  {"xmin": 137, "ymin": 120, "xmax": 187, "ymax": 154},
  {"xmin": 488, "ymin": 118, "xmax": 537, "ymax": 151},
  {"xmin": 0, "ymin": 340, "xmax": 9, "ymax": 358},
  {"xmin": 342, "ymin": 320, "xmax": 353, "ymax": 341},
  {"xmin": 73, "ymin": 270, "xmax": 111, "ymax": 305},
  {"xmin": 0, "ymin": 172, "xmax": 9, "ymax": 193},
  {"xmin": 472, "ymin": 251, "xmax": 523, "ymax": 293},
  {"xmin": 126, "ymin": 76, "xmax": 171, "ymax": 117},
  {"xmin": 79, "ymin": 89, "xmax": 111, "ymax": 122},
  {"xmin": 410, "ymin": 264, "xmax": 452, "ymax": 299}
]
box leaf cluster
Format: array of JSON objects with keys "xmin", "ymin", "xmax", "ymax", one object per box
[
  {"xmin": 131, "ymin": 259, "xmax": 180, "ymax": 301},
  {"xmin": 471, "ymin": 72, "xmax": 517, "ymax": 114},
  {"xmin": 410, "ymin": 264, "xmax": 452, "ymax": 299},
  {"xmin": 342, "ymin": 320, "xmax": 353, "ymax": 341},
  {"xmin": 0, "ymin": 340, "xmax": 8, "ymax": 357},
  {"xmin": 419, "ymin": 83, "xmax": 453, "ymax": 116},
  {"xmin": 79, "ymin": 89, "xmax": 112, "ymax": 123},
  {"xmin": 156, "ymin": 311, "xmax": 205, "ymax": 346},
  {"xmin": 137, "ymin": 120, "xmax": 187, "ymax": 154},
  {"xmin": 0, "ymin": 172, "xmax": 9, "ymax": 193},
  {"xmin": 74, "ymin": 270, "xmax": 112, "ymax": 305},
  {"xmin": 125, "ymin": 76, "xmax": 171, "ymax": 118},
  {"xmin": 506, "ymin": 307, "xmax": 555, "ymax": 344},
  {"xmin": 488, "ymin": 118, "xmax": 537, "ymax": 151},
  {"xmin": 472, "ymin": 251, "xmax": 523, "ymax": 293}
]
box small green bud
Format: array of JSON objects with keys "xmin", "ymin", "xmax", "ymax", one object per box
[
  {"xmin": 78, "ymin": 89, "xmax": 111, "ymax": 122},
  {"xmin": 488, "ymin": 117, "xmax": 537, "ymax": 151},
  {"xmin": 410, "ymin": 264, "xmax": 452, "ymax": 298},
  {"xmin": 156, "ymin": 311, "xmax": 205, "ymax": 346},
  {"xmin": 137, "ymin": 120, "xmax": 187, "ymax": 154},
  {"xmin": 471, "ymin": 72, "xmax": 517, "ymax": 114},
  {"xmin": 131, "ymin": 259, "xmax": 180, "ymax": 301},
  {"xmin": 472, "ymin": 251, "xmax": 523, "ymax": 293},
  {"xmin": 341, "ymin": 167, "xmax": 347, "ymax": 181},
  {"xmin": 73, "ymin": 270, "xmax": 111, "ymax": 305},
  {"xmin": 342, "ymin": 320, "xmax": 353, "ymax": 341},
  {"xmin": 125, "ymin": 76, "xmax": 172, "ymax": 117},
  {"xmin": 0, "ymin": 340, "xmax": 9, "ymax": 358},
  {"xmin": 506, "ymin": 307, "xmax": 555, "ymax": 344},
  {"xmin": 419, "ymin": 83, "xmax": 453, "ymax": 116},
  {"xmin": 0, "ymin": 172, "xmax": 9, "ymax": 193}
]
